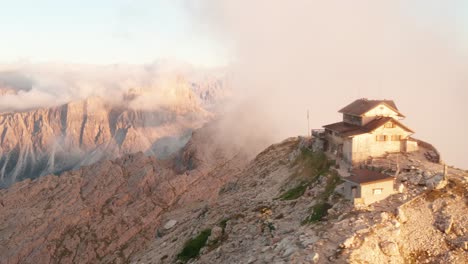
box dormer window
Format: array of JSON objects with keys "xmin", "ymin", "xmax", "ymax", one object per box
[{"xmin": 343, "ymin": 114, "xmax": 362, "ymax": 125}]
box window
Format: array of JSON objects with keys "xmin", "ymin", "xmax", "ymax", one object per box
[
  {"xmin": 384, "ymin": 122, "xmax": 395, "ymax": 128},
  {"xmin": 373, "ymin": 188, "xmax": 383, "ymax": 195},
  {"xmin": 376, "ymin": 135, "xmax": 387, "ymax": 141},
  {"xmin": 344, "ymin": 114, "xmax": 362, "ymax": 125},
  {"xmin": 391, "ymin": 135, "xmax": 401, "ymax": 141}
]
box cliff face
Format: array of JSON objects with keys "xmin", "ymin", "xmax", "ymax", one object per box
[
  {"xmin": 0, "ymin": 124, "xmax": 249, "ymax": 264},
  {"xmin": 0, "ymin": 76, "xmax": 227, "ymax": 187}
]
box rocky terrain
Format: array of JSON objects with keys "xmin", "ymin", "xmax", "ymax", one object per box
[
  {"xmin": 0, "ymin": 124, "xmax": 249, "ymax": 264},
  {"xmin": 0, "ymin": 130, "xmax": 466, "ymax": 264},
  {"xmin": 132, "ymin": 138, "xmax": 467, "ymax": 264},
  {"xmin": 0, "ymin": 74, "xmax": 227, "ymax": 187}
]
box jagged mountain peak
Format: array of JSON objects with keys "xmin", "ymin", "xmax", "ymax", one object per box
[{"xmin": 0, "ymin": 72, "xmax": 227, "ymax": 187}]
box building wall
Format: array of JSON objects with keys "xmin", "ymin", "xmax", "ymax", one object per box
[
  {"xmin": 362, "ymin": 104, "xmax": 400, "ymax": 125},
  {"xmin": 343, "ymin": 179, "xmax": 395, "ymax": 205},
  {"xmin": 325, "ymin": 130, "xmax": 345, "ymax": 155},
  {"xmin": 350, "ymin": 124, "xmax": 412, "ymax": 163},
  {"xmin": 343, "ymin": 139, "xmax": 353, "ymax": 163},
  {"xmin": 360, "ymin": 180, "xmax": 395, "ymax": 205},
  {"xmin": 343, "ymin": 181, "xmax": 361, "ymax": 200},
  {"xmin": 406, "ymin": 140, "xmax": 419, "ymax": 152}
]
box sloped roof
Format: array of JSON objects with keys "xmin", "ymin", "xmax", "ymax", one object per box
[
  {"xmin": 323, "ymin": 122, "xmax": 365, "ymax": 135},
  {"xmin": 323, "ymin": 117, "xmax": 414, "ymax": 137},
  {"xmin": 339, "ymin": 99, "xmax": 404, "ymax": 117},
  {"xmin": 345, "ymin": 169, "xmax": 394, "ymax": 185}
]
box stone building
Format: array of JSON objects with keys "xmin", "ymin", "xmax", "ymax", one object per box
[
  {"xmin": 315, "ymin": 98, "xmax": 418, "ymax": 165},
  {"xmin": 341, "ymin": 169, "xmax": 395, "ymax": 205}
]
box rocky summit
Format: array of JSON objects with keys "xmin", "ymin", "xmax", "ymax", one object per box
[{"xmin": 0, "ymin": 129, "xmax": 466, "ymax": 264}]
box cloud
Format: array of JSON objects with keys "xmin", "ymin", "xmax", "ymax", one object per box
[
  {"xmin": 0, "ymin": 62, "xmax": 221, "ymax": 113},
  {"xmin": 187, "ymin": 0, "xmax": 468, "ymax": 168}
]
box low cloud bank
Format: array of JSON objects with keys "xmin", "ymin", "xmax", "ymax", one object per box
[
  {"xmin": 0, "ymin": 62, "xmax": 225, "ymax": 113},
  {"xmin": 187, "ymin": 0, "xmax": 468, "ymax": 168}
]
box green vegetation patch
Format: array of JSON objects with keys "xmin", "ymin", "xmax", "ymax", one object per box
[
  {"xmin": 278, "ymin": 149, "xmax": 334, "ymax": 201},
  {"xmin": 177, "ymin": 229, "xmax": 212, "ymax": 262},
  {"xmin": 320, "ymin": 170, "xmax": 343, "ymax": 200},
  {"xmin": 294, "ymin": 149, "xmax": 331, "ymax": 179},
  {"xmin": 302, "ymin": 202, "xmax": 332, "ymax": 224},
  {"xmin": 278, "ymin": 182, "xmax": 308, "ymax": 200},
  {"xmin": 302, "ymin": 170, "xmax": 343, "ymax": 224}
]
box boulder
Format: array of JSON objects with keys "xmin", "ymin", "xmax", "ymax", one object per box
[
  {"xmin": 300, "ymin": 236, "xmax": 319, "ymax": 248},
  {"xmin": 341, "ymin": 235, "xmax": 355, "ymax": 249},
  {"xmin": 379, "ymin": 241, "xmax": 400, "ymax": 256},
  {"xmin": 426, "ymin": 175, "xmax": 447, "ymax": 190},
  {"xmin": 208, "ymin": 226, "xmax": 224, "ymax": 243},
  {"xmin": 423, "ymin": 171, "xmax": 433, "ymax": 179},
  {"xmin": 380, "ymin": 212, "xmax": 391, "ymax": 222},
  {"xmin": 163, "ymin": 220, "xmax": 177, "ymax": 230},
  {"xmin": 282, "ymin": 246, "xmax": 296, "ymax": 258},
  {"xmin": 397, "ymin": 183, "xmax": 405, "ymax": 193},
  {"xmin": 435, "ymin": 215, "xmax": 453, "ymax": 234},
  {"xmin": 409, "ymin": 174, "xmax": 423, "ymax": 185},
  {"xmin": 395, "ymin": 207, "xmax": 407, "ymax": 223},
  {"xmin": 308, "ymin": 252, "xmax": 319, "ymax": 263}
]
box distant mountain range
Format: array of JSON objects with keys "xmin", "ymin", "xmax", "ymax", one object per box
[{"xmin": 0, "ymin": 64, "xmax": 229, "ymax": 187}]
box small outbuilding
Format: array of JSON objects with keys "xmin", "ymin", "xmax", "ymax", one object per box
[{"xmin": 342, "ymin": 169, "xmax": 395, "ymax": 205}]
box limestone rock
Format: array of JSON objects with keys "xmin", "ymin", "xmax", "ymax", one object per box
[
  {"xmin": 163, "ymin": 220, "xmax": 177, "ymax": 230},
  {"xmin": 341, "ymin": 236, "xmax": 355, "ymax": 249},
  {"xmin": 395, "ymin": 207, "xmax": 407, "ymax": 223},
  {"xmin": 0, "ymin": 77, "xmax": 225, "ymax": 188},
  {"xmin": 426, "ymin": 174, "xmax": 447, "ymax": 190},
  {"xmin": 379, "ymin": 241, "xmax": 400, "ymax": 256},
  {"xmin": 208, "ymin": 226, "xmax": 224, "ymax": 244},
  {"xmin": 308, "ymin": 252, "xmax": 319, "ymax": 263},
  {"xmin": 435, "ymin": 215, "xmax": 453, "ymax": 234},
  {"xmin": 0, "ymin": 124, "xmax": 247, "ymax": 264},
  {"xmin": 281, "ymin": 246, "xmax": 297, "ymax": 258},
  {"xmin": 409, "ymin": 174, "xmax": 423, "ymax": 185}
]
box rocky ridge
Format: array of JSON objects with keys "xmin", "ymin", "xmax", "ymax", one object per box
[
  {"xmin": 133, "ymin": 138, "xmax": 467, "ymax": 264},
  {"xmin": 0, "ymin": 124, "xmax": 249, "ymax": 264},
  {"xmin": 0, "ymin": 133, "xmax": 466, "ymax": 264}
]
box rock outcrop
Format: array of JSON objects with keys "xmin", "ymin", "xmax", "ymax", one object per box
[
  {"xmin": 0, "ymin": 124, "xmax": 248, "ymax": 264},
  {"xmin": 0, "ymin": 131, "xmax": 466, "ymax": 264}
]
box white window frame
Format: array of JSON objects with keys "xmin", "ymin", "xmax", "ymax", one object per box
[{"xmin": 373, "ymin": 188, "xmax": 383, "ymax": 195}]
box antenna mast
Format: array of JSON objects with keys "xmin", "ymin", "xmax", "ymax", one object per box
[{"xmin": 307, "ymin": 109, "xmax": 310, "ymax": 137}]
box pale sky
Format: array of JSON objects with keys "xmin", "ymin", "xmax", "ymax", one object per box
[
  {"xmin": 0, "ymin": 0, "xmax": 229, "ymax": 66},
  {"xmin": 0, "ymin": 1, "xmax": 467, "ymax": 66}
]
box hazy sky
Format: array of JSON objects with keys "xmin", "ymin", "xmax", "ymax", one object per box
[
  {"xmin": 0, "ymin": 0, "xmax": 229, "ymax": 66},
  {"xmin": 0, "ymin": 1, "xmax": 467, "ymax": 65}
]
